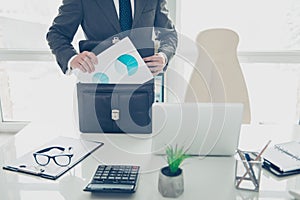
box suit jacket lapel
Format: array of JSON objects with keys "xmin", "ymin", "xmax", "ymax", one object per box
[
  {"xmin": 132, "ymin": 0, "xmax": 148, "ymax": 28},
  {"xmin": 95, "ymin": 0, "xmax": 121, "ymax": 32}
]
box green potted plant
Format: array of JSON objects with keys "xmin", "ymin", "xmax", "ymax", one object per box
[{"xmin": 158, "ymin": 145, "xmax": 189, "ymax": 198}]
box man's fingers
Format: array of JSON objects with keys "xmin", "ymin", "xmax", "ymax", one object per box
[
  {"xmin": 150, "ymin": 68, "xmax": 161, "ymax": 76},
  {"xmin": 71, "ymin": 51, "xmax": 97, "ymax": 73},
  {"xmin": 145, "ymin": 61, "xmax": 156, "ymax": 67},
  {"xmin": 81, "ymin": 52, "xmax": 97, "ymax": 72},
  {"xmin": 152, "ymin": 71, "xmax": 160, "ymax": 76},
  {"xmin": 77, "ymin": 63, "xmax": 87, "ymax": 73},
  {"xmin": 74, "ymin": 58, "xmax": 91, "ymax": 73},
  {"xmin": 84, "ymin": 52, "xmax": 98, "ymax": 65},
  {"xmin": 147, "ymin": 64, "xmax": 163, "ymax": 75},
  {"xmin": 82, "ymin": 56, "xmax": 94, "ymax": 73},
  {"xmin": 145, "ymin": 61, "xmax": 162, "ymax": 68},
  {"xmin": 143, "ymin": 54, "xmax": 165, "ymax": 63}
]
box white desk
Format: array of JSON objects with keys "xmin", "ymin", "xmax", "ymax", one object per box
[{"xmin": 1, "ymin": 121, "xmax": 300, "ymax": 200}]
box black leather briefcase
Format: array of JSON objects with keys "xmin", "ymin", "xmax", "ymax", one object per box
[{"xmin": 77, "ymin": 79, "xmax": 154, "ymax": 133}]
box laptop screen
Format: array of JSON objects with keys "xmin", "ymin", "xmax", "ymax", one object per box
[{"xmin": 151, "ymin": 103, "xmax": 243, "ymax": 156}]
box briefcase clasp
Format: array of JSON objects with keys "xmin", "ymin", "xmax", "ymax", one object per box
[{"xmin": 111, "ymin": 109, "xmax": 120, "ymax": 121}]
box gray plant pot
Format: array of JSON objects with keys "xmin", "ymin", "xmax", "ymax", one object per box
[{"xmin": 158, "ymin": 166, "xmax": 184, "ymax": 198}]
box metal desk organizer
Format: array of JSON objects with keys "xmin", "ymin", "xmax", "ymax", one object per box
[
  {"xmin": 235, "ymin": 150, "xmax": 262, "ymax": 192},
  {"xmin": 77, "ymin": 79, "xmax": 154, "ymax": 133}
]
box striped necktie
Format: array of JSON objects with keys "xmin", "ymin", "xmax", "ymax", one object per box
[{"xmin": 119, "ymin": 0, "xmax": 132, "ymax": 31}]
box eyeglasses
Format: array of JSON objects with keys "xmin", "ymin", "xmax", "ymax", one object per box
[{"xmin": 33, "ymin": 146, "xmax": 73, "ymax": 167}]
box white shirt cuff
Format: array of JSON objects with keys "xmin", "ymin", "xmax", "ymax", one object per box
[
  {"xmin": 157, "ymin": 52, "xmax": 168, "ymax": 66},
  {"xmin": 66, "ymin": 55, "xmax": 77, "ymax": 75}
]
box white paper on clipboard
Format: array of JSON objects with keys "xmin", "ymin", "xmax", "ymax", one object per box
[{"xmin": 3, "ymin": 136, "xmax": 103, "ymax": 180}]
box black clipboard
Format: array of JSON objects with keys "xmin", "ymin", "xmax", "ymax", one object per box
[{"xmin": 2, "ymin": 136, "xmax": 103, "ymax": 180}]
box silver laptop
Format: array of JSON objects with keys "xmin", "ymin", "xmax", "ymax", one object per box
[{"xmin": 151, "ymin": 103, "xmax": 243, "ymax": 156}]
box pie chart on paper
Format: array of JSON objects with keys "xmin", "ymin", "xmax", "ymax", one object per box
[
  {"xmin": 115, "ymin": 54, "xmax": 139, "ymax": 76},
  {"xmin": 92, "ymin": 73, "xmax": 109, "ymax": 83}
]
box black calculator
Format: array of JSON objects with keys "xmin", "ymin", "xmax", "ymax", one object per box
[{"xmin": 84, "ymin": 165, "xmax": 140, "ymax": 193}]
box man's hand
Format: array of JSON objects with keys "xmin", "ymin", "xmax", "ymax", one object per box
[
  {"xmin": 70, "ymin": 51, "xmax": 98, "ymax": 73},
  {"xmin": 143, "ymin": 53, "xmax": 166, "ymax": 76}
]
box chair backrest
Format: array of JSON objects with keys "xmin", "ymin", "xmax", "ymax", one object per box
[{"xmin": 184, "ymin": 28, "xmax": 251, "ymax": 123}]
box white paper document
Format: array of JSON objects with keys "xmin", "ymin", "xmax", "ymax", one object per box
[{"xmin": 75, "ymin": 37, "xmax": 153, "ymax": 84}]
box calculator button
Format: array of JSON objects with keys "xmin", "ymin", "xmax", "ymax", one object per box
[{"xmin": 92, "ymin": 180, "xmax": 104, "ymax": 184}]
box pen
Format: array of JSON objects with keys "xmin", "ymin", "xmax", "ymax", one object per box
[
  {"xmin": 253, "ymin": 140, "xmax": 272, "ymax": 161},
  {"xmin": 244, "ymin": 153, "xmax": 259, "ymax": 187},
  {"xmin": 237, "ymin": 140, "xmax": 272, "ymax": 188}
]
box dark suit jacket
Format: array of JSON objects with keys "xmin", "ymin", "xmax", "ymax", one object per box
[{"xmin": 46, "ymin": 0, "xmax": 178, "ymax": 74}]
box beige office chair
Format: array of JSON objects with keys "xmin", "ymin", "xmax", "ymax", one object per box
[{"xmin": 184, "ymin": 28, "xmax": 251, "ymax": 123}]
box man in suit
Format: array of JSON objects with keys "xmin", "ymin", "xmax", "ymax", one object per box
[{"xmin": 46, "ymin": 0, "xmax": 178, "ymax": 76}]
